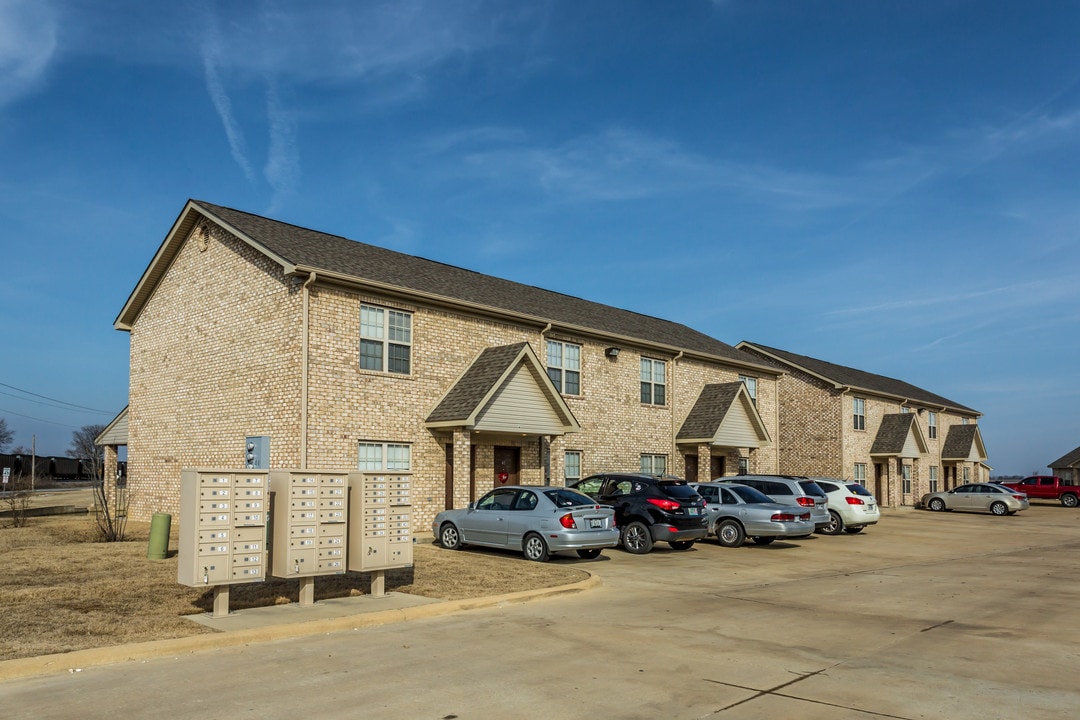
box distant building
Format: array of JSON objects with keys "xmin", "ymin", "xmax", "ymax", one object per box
[
  {"xmin": 737, "ymin": 342, "xmax": 987, "ymax": 508},
  {"xmin": 1048, "ymin": 446, "xmax": 1080, "ymax": 483}
]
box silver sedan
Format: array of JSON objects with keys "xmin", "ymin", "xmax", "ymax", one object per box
[
  {"xmin": 691, "ymin": 482, "xmax": 815, "ymax": 547},
  {"xmin": 432, "ymin": 485, "xmax": 620, "ymax": 561},
  {"xmin": 920, "ymin": 483, "xmax": 1029, "ymax": 516}
]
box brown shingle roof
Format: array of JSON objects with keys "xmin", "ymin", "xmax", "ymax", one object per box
[
  {"xmin": 194, "ymin": 200, "xmax": 769, "ymax": 367},
  {"xmin": 426, "ymin": 343, "xmax": 528, "ymax": 424},
  {"xmin": 1049, "ymin": 445, "xmax": 1080, "ymax": 468},
  {"xmin": 739, "ymin": 341, "xmax": 977, "ymax": 415},
  {"xmin": 870, "ymin": 414, "xmax": 920, "ymax": 455},
  {"xmin": 677, "ymin": 383, "xmax": 743, "ymax": 441},
  {"xmin": 941, "ymin": 424, "xmax": 978, "ymax": 461}
]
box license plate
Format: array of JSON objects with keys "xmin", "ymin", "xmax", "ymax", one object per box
[
  {"xmin": 589, "ymin": 518, "xmax": 603, "ymax": 528},
  {"xmin": 687, "ymin": 507, "xmax": 699, "ymax": 516}
]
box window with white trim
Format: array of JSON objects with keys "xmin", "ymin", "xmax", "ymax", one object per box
[
  {"xmin": 640, "ymin": 454, "xmax": 667, "ymax": 475},
  {"xmin": 738, "ymin": 456, "xmax": 749, "ymax": 474},
  {"xmin": 546, "ymin": 340, "xmax": 581, "ymax": 395},
  {"xmin": 853, "ymin": 397, "xmax": 866, "ymax": 430},
  {"xmin": 358, "ymin": 441, "xmax": 412, "ymax": 471},
  {"xmin": 901, "ymin": 406, "xmax": 910, "ymax": 413},
  {"xmin": 927, "ymin": 411, "xmax": 937, "ymax": 439},
  {"xmin": 564, "ymin": 451, "xmax": 581, "ymax": 484},
  {"xmin": 963, "ymin": 465, "xmax": 970, "ymax": 482},
  {"xmin": 640, "ymin": 358, "xmax": 667, "ymax": 405},
  {"xmin": 929, "ymin": 466, "xmax": 939, "ymax": 493},
  {"xmin": 902, "ymin": 464, "xmax": 912, "ymax": 494},
  {"xmin": 962, "ymin": 417, "xmax": 969, "ymax": 425},
  {"xmin": 854, "ymin": 463, "xmax": 867, "ymax": 482},
  {"xmin": 739, "ymin": 375, "xmax": 757, "ymax": 405},
  {"xmin": 360, "ymin": 305, "xmax": 412, "ymax": 374}
]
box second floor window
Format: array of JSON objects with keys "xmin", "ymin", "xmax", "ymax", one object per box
[
  {"xmin": 853, "ymin": 397, "xmax": 866, "ymax": 430},
  {"xmin": 360, "ymin": 305, "xmax": 412, "ymax": 374},
  {"xmin": 927, "ymin": 411, "xmax": 937, "ymax": 439},
  {"xmin": 546, "ymin": 340, "xmax": 581, "ymax": 395},
  {"xmin": 739, "ymin": 375, "xmax": 758, "ymax": 404},
  {"xmin": 640, "ymin": 358, "xmax": 666, "ymax": 405}
]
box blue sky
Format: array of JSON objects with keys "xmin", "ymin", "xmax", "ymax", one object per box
[{"xmin": 1, "ymin": 1, "xmax": 1077, "ymax": 474}]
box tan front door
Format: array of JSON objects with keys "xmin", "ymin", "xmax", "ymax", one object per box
[{"xmin": 494, "ymin": 446, "xmax": 520, "ymax": 488}]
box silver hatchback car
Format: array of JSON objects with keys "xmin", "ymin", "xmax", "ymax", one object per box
[
  {"xmin": 717, "ymin": 475, "xmax": 830, "ymax": 530},
  {"xmin": 691, "ymin": 482, "xmax": 814, "ymax": 547},
  {"xmin": 432, "ymin": 485, "xmax": 620, "ymax": 561}
]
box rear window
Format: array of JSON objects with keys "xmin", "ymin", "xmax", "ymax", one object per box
[
  {"xmin": 816, "ymin": 481, "xmax": 838, "ymax": 493},
  {"xmin": 656, "ymin": 481, "xmax": 699, "ymax": 500},
  {"xmin": 765, "ymin": 481, "xmax": 793, "ymax": 496},
  {"xmin": 845, "ymin": 483, "xmax": 873, "ymax": 497},
  {"xmin": 799, "ymin": 481, "xmax": 827, "ymax": 498},
  {"xmin": 730, "ymin": 485, "xmax": 773, "ymax": 504},
  {"xmin": 543, "ymin": 488, "xmax": 596, "ymax": 508}
]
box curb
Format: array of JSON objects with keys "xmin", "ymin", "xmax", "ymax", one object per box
[{"xmin": 0, "ymin": 571, "xmax": 600, "ymax": 683}]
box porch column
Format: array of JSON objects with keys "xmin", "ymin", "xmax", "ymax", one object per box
[
  {"xmin": 453, "ymin": 429, "xmax": 472, "ymax": 508},
  {"xmin": 697, "ymin": 444, "xmax": 712, "ymax": 479}
]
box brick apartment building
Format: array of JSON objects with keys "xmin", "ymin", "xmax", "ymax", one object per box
[
  {"xmin": 106, "ymin": 200, "xmax": 781, "ymax": 529},
  {"xmin": 737, "ymin": 342, "xmax": 987, "ymax": 507}
]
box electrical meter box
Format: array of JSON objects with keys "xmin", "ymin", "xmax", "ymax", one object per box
[
  {"xmin": 269, "ymin": 470, "xmax": 351, "ymax": 578},
  {"xmin": 348, "ymin": 473, "xmax": 413, "ymax": 571},
  {"xmin": 178, "ymin": 469, "xmax": 269, "ymax": 587}
]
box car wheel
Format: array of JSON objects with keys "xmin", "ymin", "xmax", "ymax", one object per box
[
  {"xmin": 1061, "ymin": 494, "xmax": 1078, "ymax": 508},
  {"xmin": 439, "ymin": 523, "xmax": 462, "ymax": 550},
  {"xmin": 621, "ymin": 521, "xmax": 654, "ymax": 554},
  {"xmin": 990, "ymin": 501, "xmax": 1008, "ymax": 516},
  {"xmin": 928, "ymin": 498, "xmax": 946, "ymax": 512},
  {"xmin": 716, "ymin": 519, "xmax": 745, "ymax": 548},
  {"xmin": 523, "ymin": 533, "xmax": 550, "ymax": 562},
  {"xmin": 843, "ymin": 526, "xmax": 864, "ymax": 534},
  {"xmin": 576, "ymin": 548, "xmax": 602, "ymax": 559},
  {"xmin": 819, "ymin": 510, "xmax": 844, "ymax": 535},
  {"xmin": 751, "ymin": 536, "xmax": 776, "ymax": 545},
  {"xmin": 669, "ymin": 540, "xmax": 695, "ymax": 550}
]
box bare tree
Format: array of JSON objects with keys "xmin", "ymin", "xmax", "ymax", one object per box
[
  {"xmin": 69, "ymin": 423, "xmax": 128, "ymax": 541},
  {"xmin": 0, "ymin": 417, "xmax": 13, "ymax": 452}
]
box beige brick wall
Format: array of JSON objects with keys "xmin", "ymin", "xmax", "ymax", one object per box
[{"xmin": 126, "ymin": 221, "xmax": 779, "ymax": 534}]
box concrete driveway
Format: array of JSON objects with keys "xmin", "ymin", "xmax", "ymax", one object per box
[{"xmin": 3, "ymin": 504, "xmax": 1079, "ymax": 719}]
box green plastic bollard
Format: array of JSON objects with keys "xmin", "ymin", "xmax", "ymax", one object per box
[{"xmin": 147, "ymin": 512, "xmax": 172, "ymax": 560}]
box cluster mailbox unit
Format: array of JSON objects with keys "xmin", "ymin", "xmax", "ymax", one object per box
[{"xmin": 177, "ymin": 467, "xmax": 412, "ymax": 616}]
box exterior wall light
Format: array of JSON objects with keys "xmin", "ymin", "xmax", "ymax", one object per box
[{"xmin": 605, "ymin": 347, "xmax": 620, "ymax": 358}]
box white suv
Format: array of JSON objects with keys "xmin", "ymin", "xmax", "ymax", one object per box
[{"xmin": 812, "ymin": 478, "xmax": 880, "ymax": 535}]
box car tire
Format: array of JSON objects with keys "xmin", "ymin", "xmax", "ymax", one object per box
[
  {"xmin": 439, "ymin": 523, "xmax": 463, "ymax": 550},
  {"xmin": 1061, "ymin": 494, "xmax": 1078, "ymax": 508},
  {"xmin": 751, "ymin": 536, "xmax": 776, "ymax": 545},
  {"xmin": 990, "ymin": 501, "xmax": 1008, "ymax": 516},
  {"xmin": 843, "ymin": 526, "xmax": 864, "ymax": 534},
  {"xmin": 928, "ymin": 498, "xmax": 946, "ymax": 512},
  {"xmin": 621, "ymin": 521, "xmax": 654, "ymax": 554},
  {"xmin": 669, "ymin": 540, "xmax": 695, "ymax": 550},
  {"xmin": 716, "ymin": 519, "xmax": 746, "ymax": 548},
  {"xmin": 523, "ymin": 533, "xmax": 550, "ymax": 562},
  {"xmin": 819, "ymin": 510, "xmax": 844, "ymax": 535},
  {"xmin": 576, "ymin": 548, "xmax": 602, "ymax": 559}
]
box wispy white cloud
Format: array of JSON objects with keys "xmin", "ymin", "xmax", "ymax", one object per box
[
  {"xmin": 0, "ymin": 0, "xmax": 58, "ymax": 108},
  {"xmin": 200, "ymin": 14, "xmax": 256, "ymax": 184},
  {"xmin": 263, "ymin": 77, "xmax": 299, "ymax": 213}
]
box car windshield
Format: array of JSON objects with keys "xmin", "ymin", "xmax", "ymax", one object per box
[
  {"xmin": 543, "ymin": 488, "xmax": 596, "ymax": 508},
  {"xmin": 657, "ymin": 481, "xmax": 699, "ymax": 500},
  {"xmin": 799, "ymin": 481, "xmax": 827, "ymax": 498},
  {"xmin": 846, "ymin": 483, "xmax": 873, "ymax": 497},
  {"xmin": 730, "ymin": 485, "xmax": 773, "ymax": 504}
]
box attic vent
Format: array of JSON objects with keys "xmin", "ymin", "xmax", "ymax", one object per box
[{"xmin": 197, "ymin": 224, "xmax": 210, "ymax": 252}]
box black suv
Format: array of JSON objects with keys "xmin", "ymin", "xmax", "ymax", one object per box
[{"xmin": 568, "ymin": 473, "xmax": 708, "ymax": 554}]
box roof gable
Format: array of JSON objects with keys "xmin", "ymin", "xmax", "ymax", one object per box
[
  {"xmin": 870, "ymin": 413, "xmax": 928, "ymax": 457},
  {"xmin": 426, "ymin": 343, "xmax": 580, "ymax": 435},
  {"xmin": 738, "ymin": 341, "xmax": 978, "ymax": 416},
  {"xmin": 676, "ymin": 382, "xmax": 771, "ymax": 448},
  {"xmin": 941, "ymin": 423, "xmax": 987, "ymax": 462},
  {"xmin": 1049, "ymin": 445, "xmax": 1080, "ymax": 469}
]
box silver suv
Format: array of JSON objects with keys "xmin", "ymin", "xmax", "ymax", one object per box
[{"xmin": 717, "ymin": 475, "xmax": 830, "ymax": 530}]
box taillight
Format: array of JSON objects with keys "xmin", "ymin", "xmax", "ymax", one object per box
[
  {"xmin": 799, "ymin": 513, "xmax": 810, "ymax": 521},
  {"xmin": 559, "ymin": 514, "xmax": 577, "ymax": 529},
  {"xmin": 771, "ymin": 512, "xmax": 798, "ymax": 522},
  {"xmin": 646, "ymin": 497, "xmax": 681, "ymax": 512},
  {"xmin": 845, "ymin": 496, "xmax": 865, "ymax": 505},
  {"xmin": 1012, "ymin": 495, "xmax": 1025, "ymax": 501},
  {"xmin": 796, "ymin": 497, "xmax": 815, "ymax": 507}
]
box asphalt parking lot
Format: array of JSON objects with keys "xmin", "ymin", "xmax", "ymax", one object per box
[{"xmin": 3, "ymin": 504, "xmax": 1079, "ymax": 719}]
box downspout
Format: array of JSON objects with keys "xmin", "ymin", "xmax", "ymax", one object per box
[
  {"xmin": 671, "ymin": 351, "xmax": 684, "ymax": 464},
  {"xmin": 539, "ymin": 322, "xmax": 552, "ymax": 350},
  {"xmin": 300, "ymin": 272, "xmax": 317, "ymax": 469}
]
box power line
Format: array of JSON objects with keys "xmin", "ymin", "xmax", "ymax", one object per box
[
  {"xmin": 0, "ymin": 390, "xmax": 112, "ymax": 416},
  {"xmin": 0, "ymin": 407, "xmax": 82, "ymax": 429},
  {"xmin": 0, "ymin": 382, "xmax": 114, "ymax": 414}
]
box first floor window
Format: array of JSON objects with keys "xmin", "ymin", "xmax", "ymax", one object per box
[
  {"xmin": 963, "ymin": 465, "xmax": 970, "ymax": 482},
  {"xmin": 738, "ymin": 456, "xmax": 749, "ymax": 474},
  {"xmin": 546, "ymin": 340, "xmax": 581, "ymax": 395},
  {"xmin": 360, "ymin": 305, "xmax": 412, "ymax": 374},
  {"xmin": 929, "ymin": 466, "xmax": 939, "ymax": 493},
  {"xmin": 358, "ymin": 441, "xmax": 411, "ymax": 471},
  {"xmin": 853, "ymin": 397, "xmax": 866, "ymax": 430},
  {"xmin": 564, "ymin": 451, "xmax": 582, "ymax": 484},
  {"xmin": 739, "ymin": 375, "xmax": 758, "ymax": 404},
  {"xmin": 640, "ymin": 358, "xmax": 667, "ymax": 405},
  {"xmin": 854, "ymin": 463, "xmax": 867, "ymax": 482},
  {"xmin": 902, "ymin": 464, "xmax": 912, "ymax": 494},
  {"xmin": 640, "ymin": 454, "xmax": 667, "ymax": 475}
]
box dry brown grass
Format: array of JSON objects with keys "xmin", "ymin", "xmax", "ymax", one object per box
[{"xmin": 0, "ymin": 514, "xmax": 588, "ymax": 662}]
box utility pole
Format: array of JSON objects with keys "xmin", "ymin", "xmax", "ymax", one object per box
[{"xmin": 31, "ymin": 435, "xmax": 35, "ymax": 493}]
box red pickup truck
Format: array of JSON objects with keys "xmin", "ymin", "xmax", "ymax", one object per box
[{"xmin": 999, "ymin": 476, "xmax": 1080, "ymax": 507}]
